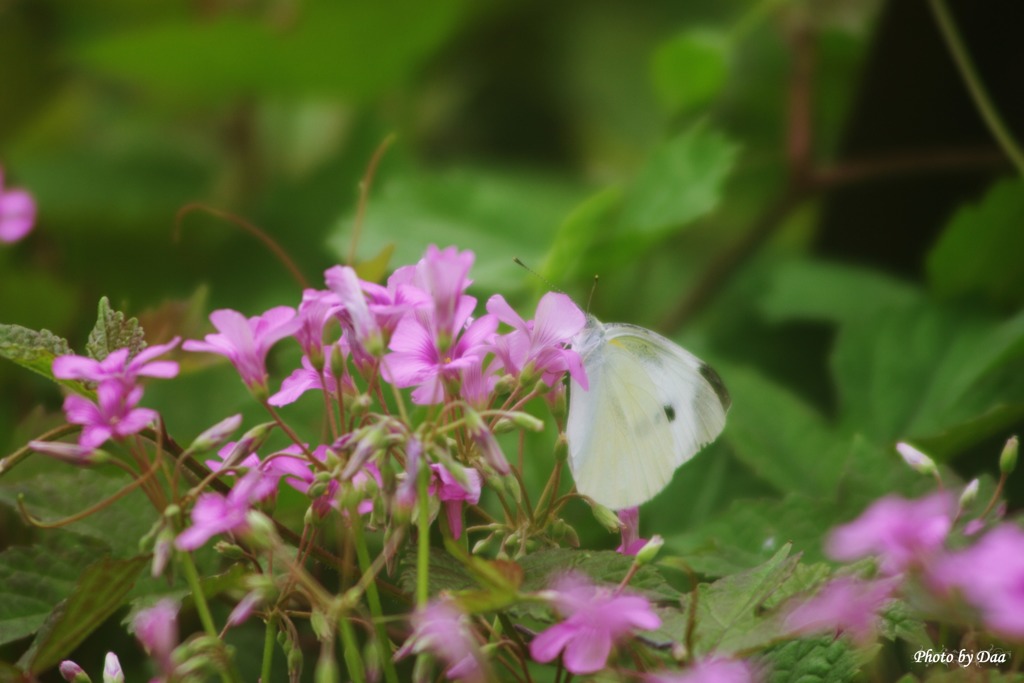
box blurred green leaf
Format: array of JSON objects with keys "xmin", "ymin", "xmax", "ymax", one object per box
[
  {"xmin": 716, "ymin": 363, "xmax": 850, "ymax": 497},
  {"xmin": 651, "ymin": 28, "xmax": 730, "ymax": 114},
  {"xmin": 17, "ymin": 554, "xmax": 148, "ymax": 674},
  {"xmin": 0, "ymin": 530, "xmax": 109, "ymax": 646},
  {"xmin": 85, "ymin": 296, "xmax": 146, "ymax": 361},
  {"xmin": 518, "ymin": 548, "xmax": 683, "ymax": 602},
  {"xmin": 73, "ymin": 0, "xmax": 466, "ymax": 99},
  {"xmin": 541, "ymin": 186, "xmax": 621, "ymax": 284},
  {"xmin": 329, "ymin": 167, "xmax": 580, "ymax": 291},
  {"xmin": 927, "ymin": 179, "xmax": 1024, "ymax": 310},
  {"xmin": 618, "ymin": 123, "xmax": 738, "ymax": 238}
]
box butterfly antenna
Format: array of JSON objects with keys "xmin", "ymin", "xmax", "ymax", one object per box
[
  {"xmin": 512, "ymin": 257, "xmax": 564, "ymax": 293},
  {"xmin": 587, "ymin": 274, "xmax": 599, "ymax": 313}
]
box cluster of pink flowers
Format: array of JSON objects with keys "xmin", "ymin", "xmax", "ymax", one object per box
[{"xmin": 786, "ymin": 470, "xmax": 1024, "ymax": 644}]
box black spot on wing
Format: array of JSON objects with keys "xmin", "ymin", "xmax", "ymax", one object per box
[
  {"xmin": 699, "ymin": 363, "xmax": 731, "ymax": 410},
  {"xmin": 663, "ymin": 404, "xmax": 676, "ymax": 422}
]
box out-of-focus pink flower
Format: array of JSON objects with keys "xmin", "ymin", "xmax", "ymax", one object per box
[
  {"xmin": 382, "ymin": 311, "xmax": 497, "ymax": 405},
  {"xmin": 616, "ymin": 507, "xmax": 649, "ymax": 556},
  {"xmin": 395, "ymin": 598, "xmax": 486, "ymax": 682},
  {"xmin": 784, "ymin": 576, "xmax": 898, "ymax": 645},
  {"xmin": 0, "ymin": 168, "xmax": 36, "ymax": 244},
  {"xmin": 133, "ymin": 599, "xmax": 178, "ymax": 679},
  {"xmin": 826, "ymin": 493, "xmax": 954, "ymax": 575},
  {"xmin": 530, "ymin": 574, "xmax": 661, "ymax": 675},
  {"xmin": 430, "ymin": 463, "xmax": 482, "ymax": 539},
  {"xmin": 487, "ymin": 292, "xmax": 587, "ymax": 389},
  {"xmin": 52, "ymin": 338, "xmax": 181, "ymax": 387},
  {"xmin": 410, "ymin": 245, "xmax": 476, "ymax": 340},
  {"xmin": 647, "ymin": 658, "xmax": 755, "ymax": 683},
  {"xmin": 362, "ymin": 266, "xmax": 431, "ymax": 337},
  {"xmin": 325, "ymin": 265, "xmax": 383, "ymax": 356},
  {"xmin": 931, "ymin": 523, "xmax": 1024, "ymax": 638},
  {"xmin": 175, "ymin": 470, "xmax": 277, "ymax": 550},
  {"xmin": 183, "ymin": 307, "xmax": 299, "ymax": 394},
  {"xmin": 294, "ymin": 288, "xmax": 341, "ymax": 362}
]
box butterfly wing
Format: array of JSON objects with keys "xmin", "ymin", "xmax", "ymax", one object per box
[{"xmin": 566, "ymin": 323, "xmax": 729, "ymax": 510}]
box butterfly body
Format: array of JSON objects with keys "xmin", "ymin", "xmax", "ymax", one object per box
[{"xmin": 566, "ymin": 316, "xmax": 730, "ymax": 510}]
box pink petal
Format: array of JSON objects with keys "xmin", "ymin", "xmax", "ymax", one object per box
[
  {"xmin": 0, "ymin": 189, "xmax": 36, "ymax": 243},
  {"xmin": 562, "ymin": 625, "xmax": 612, "ymax": 675},
  {"xmin": 529, "ymin": 622, "xmax": 576, "ymax": 664}
]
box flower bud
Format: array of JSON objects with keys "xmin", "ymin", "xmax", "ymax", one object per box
[
  {"xmin": 213, "ymin": 541, "xmax": 248, "ymax": 560},
  {"xmin": 553, "ymin": 434, "xmax": 568, "ymax": 463},
  {"xmin": 186, "ymin": 414, "xmax": 243, "ymax": 455},
  {"xmin": 221, "ymin": 421, "xmax": 276, "ymax": 468},
  {"xmin": 508, "ymin": 412, "xmax": 544, "ymax": 432},
  {"xmin": 102, "ymin": 652, "xmax": 124, "ymax": 683},
  {"xmin": 1000, "ymin": 435, "xmax": 1018, "ymax": 474},
  {"xmin": 59, "ymin": 660, "xmax": 91, "ymax": 683},
  {"xmin": 896, "ymin": 442, "xmax": 937, "ymax": 476},
  {"xmin": 634, "ymin": 535, "xmax": 665, "ymax": 565},
  {"xmin": 959, "ymin": 478, "xmax": 980, "ymax": 510},
  {"xmin": 242, "ymin": 511, "xmax": 278, "ymax": 551},
  {"xmin": 590, "ymin": 502, "xmax": 624, "ymax": 534}
]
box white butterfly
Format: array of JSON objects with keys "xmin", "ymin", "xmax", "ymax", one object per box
[{"xmin": 566, "ymin": 316, "xmax": 730, "ymax": 510}]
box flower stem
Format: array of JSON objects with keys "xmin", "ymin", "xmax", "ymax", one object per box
[
  {"xmin": 929, "ymin": 0, "xmax": 1024, "ymax": 176},
  {"xmin": 261, "ymin": 613, "xmax": 277, "ymax": 683},
  {"xmin": 338, "ymin": 617, "xmax": 367, "ymax": 683},
  {"xmin": 178, "ymin": 550, "xmax": 241, "ymax": 683},
  {"xmin": 350, "ymin": 514, "xmax": 400, "ymax": 683}
]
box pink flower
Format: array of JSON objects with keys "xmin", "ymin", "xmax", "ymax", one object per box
[
  {"xmin": 647, "ymin": 658, "xmax": 755, "ymax": 683},
  {"xmin": 930, "ymin": 523, "xmax": 1024, "ymax": 637},
  {"xmin": 411, "ymin": 245, "xmax": 476, "ymax": 339},
  {"xmin": 395, "ymin": 599, "xmax": 486, "ymax": 682},
  {"xmin": 269, "ymin": 341, "xmax": 354, "ymax": 407},
  {"xmin": 133, "ymin": 599, "xmax": 178, "ymax": 679},
  {"xmin": 383, "ymin": 311, "xmax": 498, "ymax": 405},
  {"xmin": 325, "ymin": 265, "xmax": 383, "ymax": 356},
  {"xmin": 183, "ymin": 307, "xmax": 299, "ymax": 393},
  {"xmin": 362, "ymin": 266, "xmax": 432, "ymax": 337},
  {"xmin": 431, "ymin": 463, "xmax": 482, "ymax": 539},
  {"xmin": 530, "ymin": 575, "xmax": 661, "ymax": 674},
  {"xmin": 784, "ymin": 576, "xmax": 898, "ymax": 645},
  {"xmin": 63, "ymin": 382, "xmax": 158, "ymax": 450},
  {"xmin": 826, "ymin": 493, "xmax": 954, "ymax": 575},
  {"xmin": 0, "ymin": 168, "xmax": 36, "ymax": 244},
  {"xmin": 52, "ymin": 338, "xmax": 181, "ymax": 387},
  {"xmin": 294, "ymin": 288, "xmax": 342, "ymax": 362},
  {"xmin": 175, "ymin": 470, "xmax": 277, "ymax": 550},
  {"xmin": 487, "ymin": 292, "xmax": 587, "ymax": 388},
  {"xmin": 616, "ymin": 507, "xmax": 649, "ymax": 556}
]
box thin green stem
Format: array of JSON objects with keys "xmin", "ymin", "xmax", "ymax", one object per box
[
  {"xmin": 417, "ymin": 463, "xmax": 431, "ymax": 607},
  {"xmin": 338, "ymin": 617, "xmax": 367, "ymax": 683},
  {"xmin": 261, "ymin": 613, "xmax": 277, "ymax": 683},
  {"xmin": 929, "ymin": 0, "xmax": 1024, "ymax": 176},
  {"xmin": 350, "ymin": 515, "xmax": 400, "ymax": 683},
  {"xmin": 179, "ymin": 550, "xmax": 240, "ymax": 683}
]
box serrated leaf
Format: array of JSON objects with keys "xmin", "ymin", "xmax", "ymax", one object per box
[
  {"xmin": 760, "ymin": 635, "xmax": 865, "ymax": 683},
  {"xmin": 927, "ymin": 179, "xmax": 1024, "ymax": 310},
  {"xmin": 0, "ymin": 530, "xmax": 110, "ymax": 646},
  {"xmin": 0, "ymin": 324, "xmax": 73, "ymax": 384},
  {"xmin": 85, "ymin": 296, "xmax": 146, "ymax": 361},
  {"xmin": 678, "ymin": 544, "xmax": 800, "ymax": 656},
  {"xmin": 880, "ymin": 600, "xmax": 932, "ymax": 650},
  {"xmin": 618, "ymin": 123, "xmax": 738, "ymax": 238},
  {"xmin": 518, "ymin": 548, "xmax": 683, "ymax": 602},
  {"xmin": 17, "ymin": 554, "xmax": 149, "ymax": 673}
]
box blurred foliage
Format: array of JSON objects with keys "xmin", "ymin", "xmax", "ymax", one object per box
[{"xmin": 2, "ymin": 0, "xmax": 1024, "ymax": 680}]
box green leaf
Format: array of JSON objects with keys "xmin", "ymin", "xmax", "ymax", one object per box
[
  {"xmin": 761, "ymin": 635, "xmax": 865, "ymax": 683},
  {"xmin": 0, "ymin": 324, "xmax": 73, "ymax": 384},
  {"xmin": 73, "ymin": 0, "xmax": 466, "ymax": 100},
  {"xmin": 618, "ymin": 123, "xmax": 738, "ymax": 238},
  {"xmin": 0, "ymin": 469, "xmax": 158, "ymax": 559},
  {"xmin": 0, "ymin": 530, "xmax": 110, "ymax": 646},
  {"xmin": 678, "ymin": 544, "xmax": 800, "ymax": 655},
  {"xmin": 880, "ymin": 600, "xmax": 933, "ymax": 650},
  {"xmin": 518, "ymin": 548, "xmax": 684, "ymax": 602},
  {"xmin": 666, "ymin": 496, "xmax": 840, "ymax": 576},
  {"xmin": 540, "ymin": 186, "xmax": 621, "ymax": 284},
  {"xmin": 715, "ymin": 363, "xmax": 849, "ymax": 497},
  {"xmin": 927, "ymin": 179, "xmax": 1024, "ymax": 310},
  {"xmin": 85, "ymin": 296, "xmax": 146, "ymax": 361},
  {"xmin": 759, "ymin": 259, "xmax": 921, "ymax": 326},
  {"xmin": 651, "ymin": 28, "xmax": 730, "ymax": 114},
  {"xmin": 329, "ymin": 167, "xmax": 580, "ymax": 292},
  {"xmin": 17, "ymin": 554, "xmax": 149, "ymax": 674}
]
